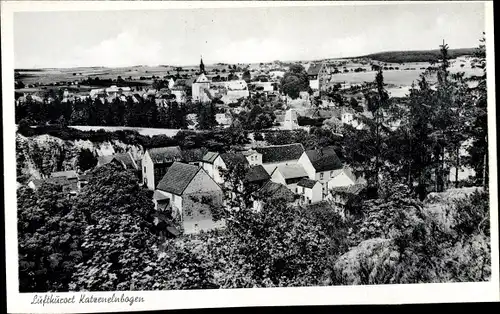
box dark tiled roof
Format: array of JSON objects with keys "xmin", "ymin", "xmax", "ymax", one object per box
[
  {"xmin": 255, "ymin": 143, "xmax": 305, "ymax": 164},
  {"xmin": 156, "ymin": 162, "xmax": 200, "ymax": 195},
  {"xmin": 305, "ymin": 146, "xmax": 342, "ymax": 172},
  {"xmin": 244, "ymin": 165, "xmax": 271, "ymax": 183},
  {"xmin": 258, "ymin": 181, "xmax": 295, "ymax": 202},
  {"xmin": 113, "ymin": 152, "xmax": 137, "ymax": 169},
  {"xmin": 182, "ymin": 148, "xmax": 208, "ymax": 163},
  {"xmin": 307, "ymin": 63, "xmax": 323, "ymax": 76},
  {"xmin": 297, "ymin": 178, "xmax": 319, "ymax": 189},
  {"xmin": 331, "ymin": 183, "xmax": 366, "ymax": 195},
  {"xmin": 148, "ymin": 146, "xmax": 183, "ymax": 164},
  {"xmin": 220, "ymin": 152, "xmax": 248, "ymax": 169},
  {"xmin": 202, "ymin": 151, "xmax": 219, "ymax": 164}
]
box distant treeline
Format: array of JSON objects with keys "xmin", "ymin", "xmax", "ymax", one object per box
[{"xmin": 362, "ymin": 48, "xmax": 476, "ymax": 63}]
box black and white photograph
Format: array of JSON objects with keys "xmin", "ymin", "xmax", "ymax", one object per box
[{"xmin": 3, "ymin": 1, "xmax": 499, "ymax": 312}]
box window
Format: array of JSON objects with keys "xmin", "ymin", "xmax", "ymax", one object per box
[
  {"xmin": 330, "ymin": 171, "xmax": 334, "ymax": 176},
  {"xmin": 320, "ymin": 172, "xmax": 324, "ymax": 180},
  {"xmin": 172, "ymin": 194, "xmax": 176, "ymax": 202},
  {"xmin": 144, "ymin": 166, "xmax": 146, "ymax": 173}
]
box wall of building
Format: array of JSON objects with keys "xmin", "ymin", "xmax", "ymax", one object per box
[
  {"xmin": 142, "ymin": 152, "xmax": 156, "ymax": 190},
  {"xmin": 327, "ymin": 171, "xmax": 356, "ymax": 190},
  {"xmin": 182, "ymin": 170, "xmax": 224, "ymax": 234},
  {"xmin": 270, "ymin": 169, "xmax": 286, "ymax": 185},
  {"xmin": 245, "ymin": 153, "xmax": 262, "ymax": 165}
]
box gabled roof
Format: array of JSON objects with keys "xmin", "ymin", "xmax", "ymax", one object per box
[
  {"xmin": 156, "ymin": 162, "xmax": 201, "ymax": 195},
  {"xmin": 195, "ymin": 73, "xmax": 210, "ymax": 83},
  {"xmin": 202, "ymin": 151, "xmax": 219, "ymax": 164},
  {"xmin": 113, "ymin": 152, "xmax": 138, "ymax": 169},
  {"xmin": 258, "ymin": 181, "xmax": 296, "ymax": 202},
  {"xmin": 305, "ymin": 146, "xmax": 342, "ymax": 172},
  {"xmin": 220, "ymin": 152, "xmax": 248, "ymax": 169},
  {"xmin": 330, "ymin": 183, "xmax": 366, "ymax": 195},
  {"xmin": 307, "ymin": 63, "xmax": 324, "ymax": 76},
  {"xmin": 182, "ymin": 148, "xmax": 208, "ymax": 163},
  {"xmin": 51, "ymin": 170, "xmax": 78, "ymax": 180},
  {"xmin": 297, "ymin": 178, "xmax": 320, "ymax": 189},
  {"xmin": 148, "ymin": 146, "xmax": 183, "ymax": 164},
  {"xmin": 255, "ymin": 143, "xmax": 305, "ymax": 164},
  {"xmin": 98, "ymin": 152, "xmax": 137, "ymax": 169},
  {"xmin": 330, "ymin": 167, "xmax": 357, "ymax": 182},
  {"xmin": 244, "ymin": 165, "xmax": 271, "ymax": 183},
  {"xmin": 273, "ymin": 164, "xmax": 308, "ymax": 180}
]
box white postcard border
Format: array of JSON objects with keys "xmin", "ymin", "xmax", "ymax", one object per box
[{"xmin": 2, "ymin": 1, "xmax": 498, "ymax": 313}]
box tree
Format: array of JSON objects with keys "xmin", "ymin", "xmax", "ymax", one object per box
[
  {"xmin": 18, "ymin": 184, "xmax": 86, "ymax": 292},
  {"xmin": 69, "ymin": 164, "xmax": 162, "ymax": 291},
  {"xmin": 77, "ymin": 148, "xmax": 97, "ymax": 172},
  {"xmin": 467, "ymin": 34, "xmax": 488, "ymax": 187},
  {"xmin": 280, "ymin": 64, "xmax": 309, "ymax": 99}
]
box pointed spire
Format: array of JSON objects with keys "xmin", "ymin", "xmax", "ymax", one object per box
[{"xmin": 200, "ymin": 56, "xmax": 205, "ymax": 74}]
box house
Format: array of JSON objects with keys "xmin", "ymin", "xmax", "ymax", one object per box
[
  {"xmin": 241, "ymin": 149, "xmax": 263, "ymax": 165},
  {"xmin": 142, "ymin": 146, "xmax": 184, "ymax": 190},
  {"xmin": 97, "ymin": 152, "xmax": 138, "ymax": 170},
  {"xmin": 327, "ymin": 167, "xmax": 357, "ymax": 190},
  {"xmin": 255, "ymin": 143, "xmax": 305, "ymax": 174},
  {"xmin": 252, "ymin": 181, "xmax": 297, "ymax": 212},
  {"xmin": 243, "ymin": 165, "xmax": 271, "ymax": 187},
  {"xmin": 153, "ymin": 162, "xmax": 225, "ymax": 235},
  {"xmin": 167, "ymin": 78, "xmax": 176, "ymax": 89},
  {"xmin": 201, "ymin": 151, "xmax": 249, "ymax": 184},
  {"xmin": 296, "ymin": 178, "xmax": 323, "ymax": 205},
  {"xmin": 171, "ymin": 86, "xmax": 187, "ymax": 104},
  {"xmin": 181, "ymin": 148, "xmax": 208, "ymax": 166},
  {"xmin": 215, "ymin": 113, "xmax": 233, "ymax": 128},
  {"xmin": 270, "ymin": 164, "xmax": 309, "ymax": 193},
  {"xmin": 28, "ymin": 170, "xmax": 81, "ymax": 195},
  {"xmin": 298, "ymin": 146, "xmax": 343, "ymax": 197},
  {"xmin": 105, "ymin": 85, "xmax": 131, "ymax": 97},
  {"xmin": 282, "ymin": 108, "xmax": 299, "ymax": 130},
  {"xmin": 341, "ymin": 108, "xmax": 366, "ymax": 130},
  {"xmin": 328, "ymin": 183, "xmax": 367, "ymax": 218}
]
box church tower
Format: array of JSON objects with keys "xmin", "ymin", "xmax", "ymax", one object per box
[{"xmin": 200, "ymin": 57, "xmax": 205, "ymax": 74}]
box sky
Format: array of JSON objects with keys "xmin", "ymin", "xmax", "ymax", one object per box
[{"xmin": 14, "ymin": 2, "xmax": 486, "ymax": 68}]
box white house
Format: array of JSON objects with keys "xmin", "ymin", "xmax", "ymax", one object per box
[
  {"xmin": 270, "ymin": 164, "xmax": 309, "ymax": 194},
  {"xmin": 215, "ymin": 113, "xmax": 233, "ymax": 128},
  {"xmin": 242, "ymin": 150, "xmax": 263, "ymax": 166},
  {"xmin": 341, "ymin": 109, "xmax": 366, "ymax": 130},
  {"xmin": 171, "ymin": 87, "xmax": 187, "ymax": 104},
  {"xmin": 298, "ymin": 146, "xmax": 344, "ymax": 197},
  {"xmin": 255, "ymin": 143, "xmax": 305, "ymax": 174},
  {"xmin": 142, "ymin": 146, "xmax": 184, "ymax": 190},
  {"xmin": 153, "ymin": 162, "xmax": 225, "ymax": 235},
  {"xmin": 296, "ymin": 178, "xmax": 323, "ymax": 205},
  {"xmin": 201, "ymin": 151, "xmax": 249, "ymax": 184},
  {"xmin": 327, "ymin": 167, "xmax": 357, "ymax": 190},
  {"xmin": 282, "ymin": 108, "xmax": 299, "ymax": 130},
  {"xmin": 167, "ymin": 78, "xmax": 176, "ymax": 89}
]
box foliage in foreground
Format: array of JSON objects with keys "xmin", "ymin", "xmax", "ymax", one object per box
[{"xmin": 18, "ymin": 164, "xmax": 491, "ymax": 292}]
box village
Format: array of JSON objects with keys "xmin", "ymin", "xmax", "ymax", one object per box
[{"xmin": 19, "ymin": 52, "xmax": 480, "ymax": 237}]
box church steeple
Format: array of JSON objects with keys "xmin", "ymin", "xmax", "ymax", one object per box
[{"xmin": 200, "ymin": 56, "xmax": 205, "ymax": 74}]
